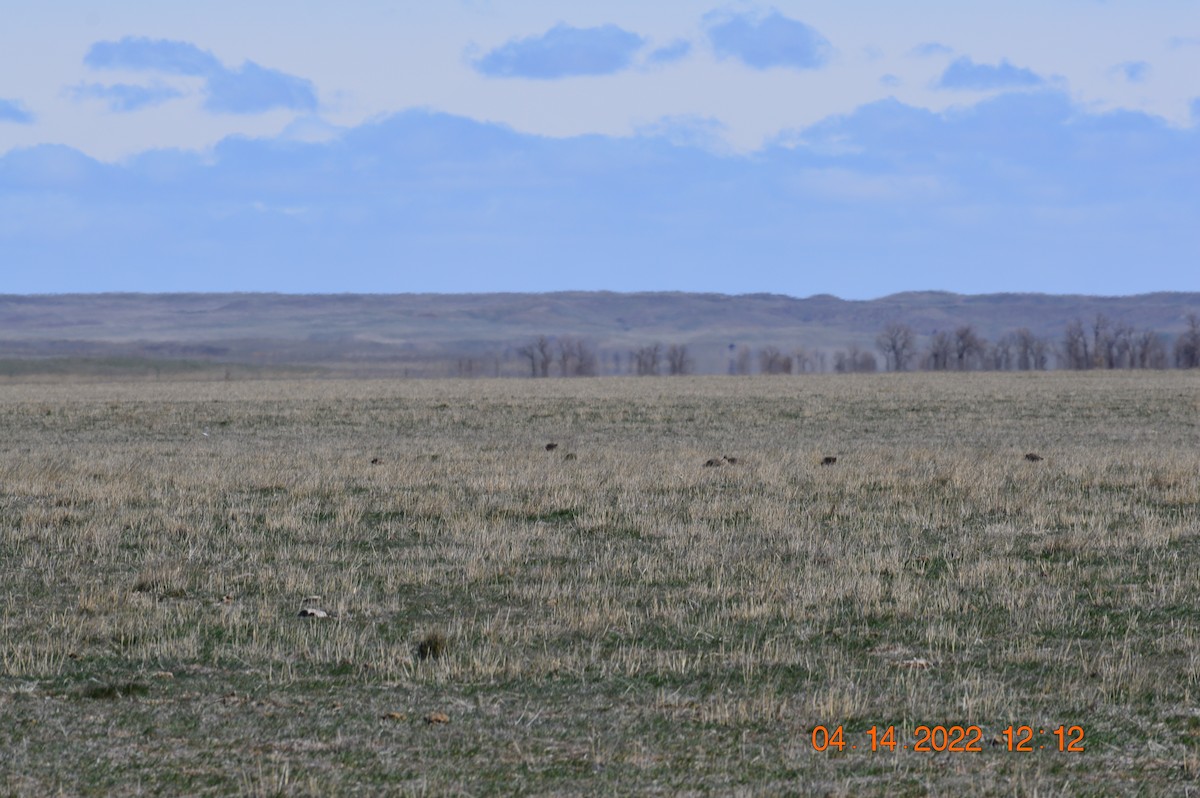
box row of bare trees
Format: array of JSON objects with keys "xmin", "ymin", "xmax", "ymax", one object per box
[
  {"xmin": 510, "ymin": 314, "xmax": 1200, "ymax": 377},
  {"xmin": 1059, "ymin": 317, "xmax": 1170, "ymax": 370},
  {"xmin": 516, "ymin": 337, "xmax": 695, "ymax": 377},
  {"xmin": 630, "ymin": 343, "xmax": 694, "ymax": 376},
  {"xmin": 516, "ymin": 335, "xmax": 598, "ymax": 377},
  {"xmin": 875, "ymin": 313, "xmax": 1199, "ymax": 372},
  {"xmin": 878, "ymin": 323, "xmax": 1049, "ymax": 372},
  {"xmin": 1061, "ymin": 313, "xmax": 1200, "ymax": 370}
]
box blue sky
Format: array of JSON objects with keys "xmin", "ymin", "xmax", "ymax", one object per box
[{"xmin": 1, "ymin": 1, "xmax": 1198, "ymax": 298}]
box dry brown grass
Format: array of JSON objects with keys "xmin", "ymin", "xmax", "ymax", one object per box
[{"xmin": 1, "ymin": 372, "xmax": 1199, "ymax": 795}]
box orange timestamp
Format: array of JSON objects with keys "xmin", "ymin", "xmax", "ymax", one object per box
[{"xmin": 811, "ymin": 724, "xmax": 1085, "ymax": 753}]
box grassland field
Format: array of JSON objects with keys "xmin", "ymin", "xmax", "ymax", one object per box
[{"xmin": 1, "ymin": 372, "xmax": 1199, "ymax": 796}]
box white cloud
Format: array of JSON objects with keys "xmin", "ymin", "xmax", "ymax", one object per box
[
  {"xmin": 936, "ymin": 57, "xmax": 1045, "ymax": 90},
  {"xmin": 471, "ymin": 24, "xmax": 646, "ymax": 79},
  {"xmin": 704, "ymin": 9, "xmax": 832, "ymax": 71},
  {"xmin": 83, "ymin": 36, "xmax": 317, "ymax": 114}
]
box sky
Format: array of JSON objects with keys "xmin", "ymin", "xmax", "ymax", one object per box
[{"xmin": 1, "ymin": 1, "xmax": 1198, "ymax": 299}]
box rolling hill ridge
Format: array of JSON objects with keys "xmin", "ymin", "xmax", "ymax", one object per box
[{"xmin": 2, "ymin": 291, "xmax": 1198, "ymax": 377}]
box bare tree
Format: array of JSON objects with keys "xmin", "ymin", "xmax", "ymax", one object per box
[
  {"xmin": 792, "ymin": 346, "xmax": 819, "ymax": 373},
  {"xmin": 1014, "ymin": 328, "xmax": 1048, "ymax": 371},
  {"xmin": 954, "ymin": 325, "xmax": 986, "ymax": 371},
  {"xmin": 1134, "ymin": 330, "xmax": 1168, "ymax": 369},
  {"xmin": 557, "ymin": 337, "xmax": 577, "ymax": 377},
  {"xmin": 834, "ymin": 345, "xmax": 877, "ymax": 373},
  {"xmin": 991, "ymin": 334, "xmax": 1014, "ymax": 371},
  {"xmin": 633, "ymin": 343, "xmax": 662, "ymax": 376},
  {"xmin": 759, "ymin": 346, "xmax": 793, "ymax": 375},
  {"xmin": 833, "ymin": 350, "xmax": 852, "ymax": 373},
  {"xmin": 555, "ymin": 337, "xmax": 596, "ymax": 377},
  {"xmin": 1091, "ymin": 314, "xmax": 1119, "ymax": 369},
  {"xmin": 517, "ymin": 335, "xmax": 554, "ymax": 378},
  {"xmin": 876, "ymin": 323, "xmax": 916, "ymax": 372},
  {"xmin": 1062, "ymin": 319, "xmax": 1090, "ymax": 370},
  {"xmin": 926, "ymin": 331, "xmax": 954, "ymax": 371},
  {"xmin": 1030, "ymin": 335, "xmax": 1049, "ymax": 370},
  {"xmin": 666, "ymin": 344, "xmax": 692, "ymax": 376},
  {"xmin": 1175, "ymin": 313, "xmax": 1200, "ymax": 368},
  {"xmin": 575, "ymin": 338, "xmax": 598, "ymax": 376},
  {"xmin": 734, "ymin": 346, "xmax": 753, "ymax": 376}
]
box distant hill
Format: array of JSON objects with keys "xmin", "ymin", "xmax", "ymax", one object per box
[{"xmin": 2, "ymin": 291, "xmax": 1198, "ymax": 377}]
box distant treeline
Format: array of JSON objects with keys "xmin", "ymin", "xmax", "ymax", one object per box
[{"xmin": 488, "ymin": 313, "xmax": 1200, "ymax": 377}]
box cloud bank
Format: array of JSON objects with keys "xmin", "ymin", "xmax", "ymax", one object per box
[
  {"xmin": 704, "ymin": 10, "xmax": 832, "ymax": 70},
  {"xmin": 81, "ymin": 36, "xmax": 317, "ymax": 114},
  {"xmin": 1, "ymin": 90, "xmax": 1196, "ymax": 296},
  {"xmin": 472, "ymin": 24, "xmax": 646, "ymax": 78}
]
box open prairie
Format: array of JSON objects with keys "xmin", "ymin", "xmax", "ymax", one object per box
[{"xmin": 1, "ymin": 372, "xmax": 1198, "ymax": 796}]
